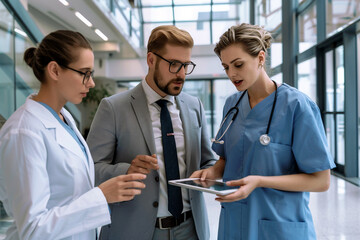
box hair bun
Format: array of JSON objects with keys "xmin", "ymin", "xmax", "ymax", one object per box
[
  {"xmin": 23, "ymin": 47, "xmax": 37, "ymax": 68},
  {"xmin": 262, "ymin": 31, "xmax": 272, "ymax": 50}
]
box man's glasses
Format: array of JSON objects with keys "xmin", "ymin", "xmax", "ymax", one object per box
[
  {"xmin": 152, "ymin": 52, "xmax": 196, "ymax": 75},
  {"xmin": 60, "ymin": 65, "xmax": 94, "ymax": 85}
]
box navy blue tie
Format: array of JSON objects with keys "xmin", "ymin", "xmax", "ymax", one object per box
[{"xmin": 156, "ymin": 99, "xmax": 183, "ymax": 219}]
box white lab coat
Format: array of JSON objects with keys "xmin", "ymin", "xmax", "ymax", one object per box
[{"xmin": 0, "ymin": 96, "xmax": 111, "ymax": 240}]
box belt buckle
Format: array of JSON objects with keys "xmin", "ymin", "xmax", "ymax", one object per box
[{"xmin": 158, "ymin": 216, "xmax": 171, "ymax": 230}]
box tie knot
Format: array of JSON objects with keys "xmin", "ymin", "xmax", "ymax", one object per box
[{"xmin": 156, "ymin": 99, "xmax": 168, "ymax": 109}]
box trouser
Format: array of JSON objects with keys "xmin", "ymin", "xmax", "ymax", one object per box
[{"xmin": 152, "ymin": 217, "xmax": 198, "ymax": 240}]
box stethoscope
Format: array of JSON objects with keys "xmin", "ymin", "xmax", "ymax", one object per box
[{"xmin": 211, "ymin": 80, "xmax": 278, "ymax": 146}]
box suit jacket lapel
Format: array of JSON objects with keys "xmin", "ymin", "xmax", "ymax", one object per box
[{"xmin": 130, "ymin": 84, "xmax": 156, "ymax": 154}]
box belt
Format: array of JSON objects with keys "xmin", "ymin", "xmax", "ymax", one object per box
[{"xmin": 155, "ymin": 211, "xmax": 193, "ymax": 229}]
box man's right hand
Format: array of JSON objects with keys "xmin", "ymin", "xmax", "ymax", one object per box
[{"xmin": 127, "ymin": 154, "xmax": 159, "ymax": 174}]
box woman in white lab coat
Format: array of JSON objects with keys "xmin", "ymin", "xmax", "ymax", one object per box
[{"xmin": 0, "ymin": 30, "xmax": 146, "ymax": 240}]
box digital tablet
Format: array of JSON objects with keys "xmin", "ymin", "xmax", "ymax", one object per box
[{"xmin": 168, "ymin": 178, "xmax": 239, "ymax": 195}]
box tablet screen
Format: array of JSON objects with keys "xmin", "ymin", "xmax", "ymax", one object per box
[{"xmin": 179, "ymin": 179, "xmax": 238, "ymax": 192}]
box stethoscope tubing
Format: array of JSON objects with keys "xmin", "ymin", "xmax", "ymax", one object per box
[
  {"xmin": 212, "ymin": 80, "xmax": 278, "ymax": 145},
  {"xmin": 265, "ymin": 81, "xmax": 278, "ymax": 135}
]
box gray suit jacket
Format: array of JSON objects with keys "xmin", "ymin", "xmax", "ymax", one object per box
[{"xmin": 87, "ymin": 83, "xmax": 216, "ymax": 240}]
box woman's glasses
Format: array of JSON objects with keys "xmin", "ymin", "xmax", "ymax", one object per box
[{"xmin": 60, "ymin": 65, "xmax": 94, "ymax": 85}]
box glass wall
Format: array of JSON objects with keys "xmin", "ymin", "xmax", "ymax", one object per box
[
  {"xmin": 358, "ymin": 32, "xmax": 360, "ymax": 177},
  {"xmin": 255, "ymin": 0, "xmax": 282, "ymax": 68},
  {"xmin": 326, "ymin": 0, "xmax": 360, "ymax": 36},
  {"xmin": 271, "ymin": 72, "xmax": 283, "ymax": 83},
  {"xmin": 96, "ymin": 0, "xmax": 141, "ymax": 47},
  {"xmin": 212, "ymin": 79, "xmax": 237, "ymax": 136},
  {"xmin": 0, "ymin": 4, "xmax": 38, "ymax": 120},
  {"xmin": 298, "ymin": 2, "xmax": 317, "ymax": 53},
  {"xmin": 0, "ymin": 1, "xmax": 14, "ymax": 120},
  {"xmin": 297, "ymin": 57, "xmax": 317, "ymax": 103},
  {"xmin": 182, "ymin": 80, "xmax": 212, "ymax": 137},
  {"xmin": 14, "ymin": 22, "xmax": 39, "ymax": 109},
  {"xmin": 325, "ymin": 46, "xmax": 345, "ymax": 170},
  {"xmin": 140, "ymin": 0, "xmax": 250, "ymax": 47}
]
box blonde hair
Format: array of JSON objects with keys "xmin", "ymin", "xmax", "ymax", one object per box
[
  {"xmin": 147, "ymin": 25, "xmax": 194, "ymax": 54},
  {"xmin": 214, "ymin": 23, "xmax": 272, "ymax": 58}
]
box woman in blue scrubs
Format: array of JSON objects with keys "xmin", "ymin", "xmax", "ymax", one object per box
[
  {"xmin": 191, "ymin": 23, "xmax": 335, "ymax": 240},
  {"xmin": 0, "ymin": 30, "xmax": 146, "ymax": 240}
]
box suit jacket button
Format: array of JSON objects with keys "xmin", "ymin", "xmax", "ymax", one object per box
[
  {"xmin": 155, "ymin": 176, "xmax": 159, "ymax": 182},
  {"xmin": 153, "ymin": 201, "xmax": 159, "ymax": 208}
]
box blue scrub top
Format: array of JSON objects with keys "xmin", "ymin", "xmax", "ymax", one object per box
[{"xmin": 212, "ymin": 83, "xmax": 335, "ymax": 240}]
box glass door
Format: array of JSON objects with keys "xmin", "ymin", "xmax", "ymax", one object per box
[{"xmin": 324, "ymin": 44, "xmax": 345, "ymax": 174}]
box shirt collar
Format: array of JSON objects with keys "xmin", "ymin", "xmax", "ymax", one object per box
[{"xmin": 141, "ymin": 79, "xmax": 175, "ymax": 106}]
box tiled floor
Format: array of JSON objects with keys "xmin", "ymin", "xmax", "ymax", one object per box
[{"xmin": 0, "ymin": 175, "xmax": 359, "ymax": 239}]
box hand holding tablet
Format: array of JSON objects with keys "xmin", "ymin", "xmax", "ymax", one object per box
[{"xmin": 168, "ymin": 178, "xmax": 239, "ymax": 195}]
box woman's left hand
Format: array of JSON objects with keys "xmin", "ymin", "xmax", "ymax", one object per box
[{"xmin": 215, "ymin": 175, "xmax": 260, "ymax": 202}]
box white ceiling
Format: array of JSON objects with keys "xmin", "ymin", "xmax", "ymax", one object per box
[{"xmin": 26, "ymin": 0, "xmax": 141, "ymax": 59}]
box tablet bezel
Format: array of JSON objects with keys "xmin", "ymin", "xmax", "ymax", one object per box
[{"xmin": 168, "ymin": 178, "xmax": 238, "ymax": 195}]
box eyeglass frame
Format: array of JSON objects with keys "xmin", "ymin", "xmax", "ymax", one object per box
[
  {"xmin": 60, "ymin": 64, "xmax": 95, "ymax": 85},
  {"xmin": 152, "ymin": 52, "xmax": 196, "ymax": 75}
]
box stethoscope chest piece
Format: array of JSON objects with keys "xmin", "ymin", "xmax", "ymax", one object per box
[{"xmin": 259, "ymin": 134, "xmax": 270, "ymax": 146}]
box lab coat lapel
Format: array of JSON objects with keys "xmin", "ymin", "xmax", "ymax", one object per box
[
  {"xmin": 26, "ymin": 99, "xmax": 93, "ymax": 186},
  {"xmin": 61, "ymin": 110, "xmax": 94, "ymax": 185},
  {"xmin": 176, "ymin": 95, "xmax": 192, "ymax": 168},
  {"xmin": 54, "ymin": 122, "xmax": 86, "ymax": 161},
  {"xmin": 30, "ymin": 102, "xmax": 84, "ymax": 160},
  {"xmin": 130, "ymin": 84, "xmax": 156, "ymax": 154}
]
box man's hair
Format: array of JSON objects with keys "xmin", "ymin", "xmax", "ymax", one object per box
[{"xmin": 147, "ymin": 25, "xmax": 194, "ymax": 54}]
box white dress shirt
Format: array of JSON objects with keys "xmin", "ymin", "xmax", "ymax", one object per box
[{"xmin": 141, "ymin": 79, "xmax": 191, "ymax": 217}]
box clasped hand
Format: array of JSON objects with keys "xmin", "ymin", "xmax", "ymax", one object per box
[{"xmin": 127, "ymin": 154, "xmax": 159, "ymax": 174}]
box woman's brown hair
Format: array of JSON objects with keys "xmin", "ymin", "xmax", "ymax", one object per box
[{"xmin": 24, "ymin": 30, "xmax": 92, "ymax": 82}]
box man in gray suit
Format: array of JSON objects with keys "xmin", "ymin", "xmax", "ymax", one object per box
[{"xmin": 87, "ymin": 25, "xmax": 216, "ymax": 240}]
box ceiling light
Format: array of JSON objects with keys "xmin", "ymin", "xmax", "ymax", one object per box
[
  {"xmin": 58, "ymin": 0, "xmax": 69, "ymax": 6},
  {"xmin": 75, "ymin": 11, "xmax": 92, "ymax": 27},
  {"xmin": 95, "ymin": 29, "xmax": 108, "ymax": 41},
  {"xmin": 14, "ymin": 28, "xmax": 27, "ymax": 37}
]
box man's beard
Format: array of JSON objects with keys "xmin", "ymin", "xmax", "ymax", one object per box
[{"xmin": 153, "ymin": 65, "xmax": 184, "ymax": 96}]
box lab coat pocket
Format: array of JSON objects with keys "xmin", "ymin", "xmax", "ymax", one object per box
[{"xmin": 258, "ymin": 219, "xmax": 309, "ymax": 240}]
